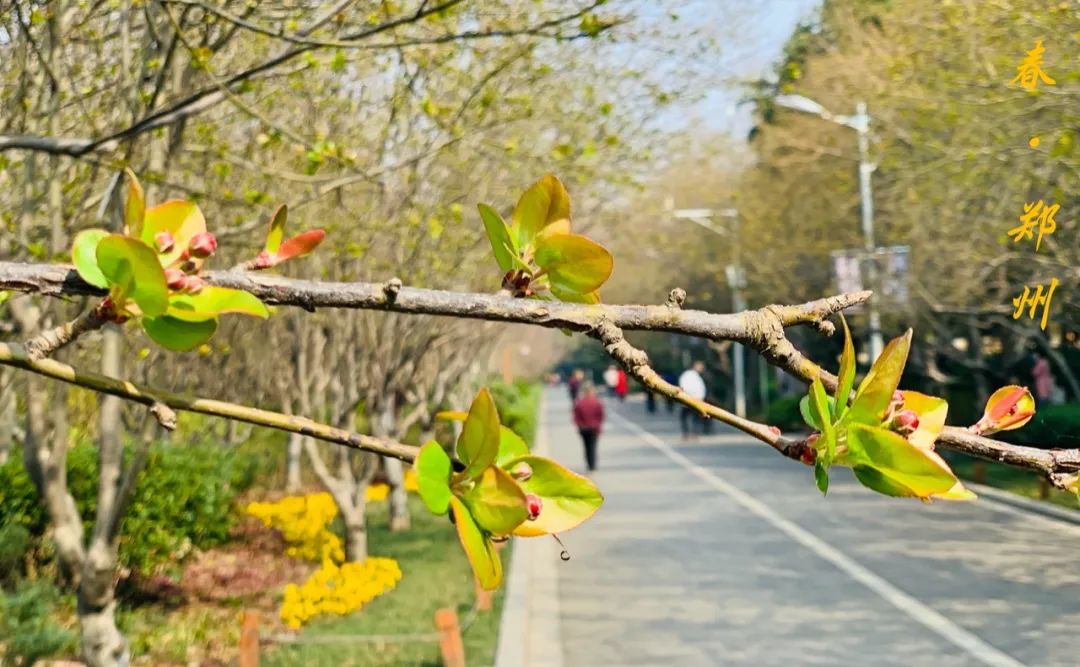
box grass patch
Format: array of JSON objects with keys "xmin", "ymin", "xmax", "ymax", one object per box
[
  {"xmin": 947, "ymin": 454, "xmax": 1080, "ymax": 511},
  {"xmin": 264, "ymin": 496, "xmax": 509, "ymax": 667}
]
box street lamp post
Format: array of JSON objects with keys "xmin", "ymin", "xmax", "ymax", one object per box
[
  {"xmin": 670, "ymin": 206, "xmax": 747, "ymax": 418},
  {"xmin": 774, "ymin": 95, "xmax": 885, "ymax": 361}
]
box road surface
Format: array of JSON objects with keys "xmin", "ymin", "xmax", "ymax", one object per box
[{"xmin": 539, "ymin": 389, "xmax": 1080, "ymax": 667}]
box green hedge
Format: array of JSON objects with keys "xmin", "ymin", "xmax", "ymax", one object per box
[{"xmin": 0, "ymin": 440, "xmax": 260, "ymax": 576}]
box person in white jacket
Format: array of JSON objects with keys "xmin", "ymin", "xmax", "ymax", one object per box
[{"xmin": 678, "ymin": 361, "xmax": 707, "ymax": 440}]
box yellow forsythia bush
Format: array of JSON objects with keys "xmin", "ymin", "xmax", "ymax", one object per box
[
  {"xmin": 280, "ymin": 557, "xmax": 402, "ymax": 629},
  {"xmin": 246, "ymin": 493, "xmax": 404, "ymax": 628},
  {"xmin": 246, "ymin": 493, "xmax": 345, "ymax": 564}
]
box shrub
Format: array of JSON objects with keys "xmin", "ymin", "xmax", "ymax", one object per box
[
  {"xmin": 0, "ymin": 523, "xmax": 31, "ymax": 585},
  {"xmin": 761, "ymin": 395, "xmax": 806, "ymax": 432},
  {"xmin": 0, "ymin": 580, "xmax": 76, "ymax": 666},
  {"xmin": 0, "ymin": 440, "xmax": 261, "ymax": 576}
]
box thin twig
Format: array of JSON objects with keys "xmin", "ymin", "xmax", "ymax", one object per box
[{"xmin": 0, "ymin": 342, "xmax": 419, "ymax": 463}]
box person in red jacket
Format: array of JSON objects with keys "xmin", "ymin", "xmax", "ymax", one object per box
[
  {"xmin": 614, "ymin": 368, "xmax": 628, "ymax": 402},
  {"xmin": 572, "ymin": 383, "xmax": 606, "ymax": 472}
]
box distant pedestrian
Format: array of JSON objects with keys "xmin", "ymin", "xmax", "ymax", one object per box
[
  {"xmin": 573, "ymin": 383, "xmax": 605, "ymax": 472},
  {"xmin": 615, "ymin": 368, "xmax": 628, "ymax": 402},
  {"xmin": 1032, "ymin": 352, "xmax": 1056, "ymax": 404},
  {"xmin": 678, "ymin": 361, "xmax": 707, "ymax": 440},
  {"xmin": 645, "ymin": 389, "xmax": 657, "ymax": 414},
  {"xmin": 603, "ymin": 365, "xmax": 619, "ymax": 397},
  {"xmin": 567, "ymin": 368, "xmax": 584, "ymax": 401}
]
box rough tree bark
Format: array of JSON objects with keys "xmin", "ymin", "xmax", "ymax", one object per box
[{"xmin": 77, "ymin": 327, "xmax": 130, "ymax": 667}]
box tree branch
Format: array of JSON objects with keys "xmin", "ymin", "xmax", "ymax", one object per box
[
  {"xmin": 0, "ymin": 341, "xmax": 419, "ymax": 463},
  {"xmin": 0, "ymin": 262, "xmax": 869, "ymax": 340},
  {"xmin": 3, "ymin": 260, "xmax": 1077, "ymax": 482}
]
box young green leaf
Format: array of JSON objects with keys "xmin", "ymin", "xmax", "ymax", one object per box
[
  {"xmin": 72, "ymin": 229, "xmax": 110, "ymax": 288},
  {"xmin": 276, "ymin": 229, "xmax": 326, "ymax": 262},
  {"xmin": 814, "ymin": 459, "xmax": 830, "ymax": 495},
  {"xmin": 478, "ymin": 203, "xmax": 516, "ymax": 273},
  {"xmin": 264, "ymin": 204, "xmax": 288, "ymax": 255},
  {"xmin": 835, "ymin": 314, "xmax": 856, "ymax": 420},
  {"xmin": 143, "ymin": 315, "xmax": 218, "ymax": 352},
  {"xmin": 847, "ymin": 330, "xmax": 912, "ymax": 426},
  {"xmin": 799, "ymin": 395, "xmax": 823, "ymax": 431},
  {"xmin": 415, "ymin": 441, "xmax": 453, "ymax": 515},
  {"xmin": 449, "ymin": 496, "xmax": 502, "ymax": 590},
  {"xmin": 846, "ymin": 423, "xmax": 958, "ymax": 500},
  {"xmin": 462, "ymin": 465, "xmax": 528, "ymax": 535},
  {"xmin": 550, "ymin": 284, "xmax": 601, "ymax": 304},
  {"xmin": 96, "ymin": 235, "xmax": 168, "ymax": 316},
  {"xmin": 167, "ymin": 287, "xmax": 270, "ymax": 321},
  {"xmin": 808, "ymin": 377, "xmax": 835, "ymax": 460},
  {"xmin": 510, "ymin": 174, "xmax": 571, "ymax": 249},
  {"xmin": 140, "ymin": 200, "xmax": 207, "ymax": 267},
  {"xmin": 457, "ymin": 388, "xmax": 500, "ymax": 479},
  {"xmin": 533, "ymin": 233, "xmax": 613, "ymax": 296},
  {"xmin": 123, "ymin": 169, "xmax": 145, "ymax": 237},
  {"xmin": 435, "ymin": 411, "xmax": 530, "ymax": 465},
  {"xmin": 504, "ymin": 455, "xmax": 603, "ymax": 537}
]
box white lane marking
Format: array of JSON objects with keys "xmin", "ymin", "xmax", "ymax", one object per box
[{"xmin": 610, "ymin": 411, "xmax": 1027, "ymax": 667}]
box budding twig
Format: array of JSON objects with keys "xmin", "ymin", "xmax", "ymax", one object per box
[{"xmin": 589, "ymin": 319, "xmax": 805, "ymax": 462}]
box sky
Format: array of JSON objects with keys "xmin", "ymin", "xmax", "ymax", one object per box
[{"xmin": 665, "ymin": 0, "xmax": 822, "ymax": 138}]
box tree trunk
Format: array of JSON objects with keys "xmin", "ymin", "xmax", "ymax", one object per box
[
  {"xmin": 77, "ymin": 544, "xmax": 129, "ymax": 667},
  {"xmin": 285, "ymin": 431, "xmax": 303, "ymax": 492},
  {"xmin": 341, "ymin": 505, "xmax": 368, "ymax": 563},
  {"xmin": 77, "ymin": 325, "xmax": 129, "ymax": 666},
  {"xmin": 376, "ymin": 399, "xmax": 411, "ymax": 532},
  {"xmin": 385, "ymin": 457, "xmax": 411, "ymax": 532},
  {"xmin": 0, "ymin": 367, "xmax": 14, "ymax": 464}
]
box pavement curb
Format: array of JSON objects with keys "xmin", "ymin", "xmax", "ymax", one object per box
[
  {"xmin": 494, "ymin": 395, "xmax": 563, "ymax": 667},
  {"xmin": 968, "ymin": 481, "xmax": 1080, "ymax": 527}
]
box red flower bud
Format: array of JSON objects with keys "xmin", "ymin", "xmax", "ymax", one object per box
[
  {"xmin": 891, "ymin": 409, "xmax": 920, "ymax": 435},
  {"xmin": 510, "ymin": 461, "xmax": 533, "ymax": 481},
  {"xmin": 154, "ymin": 231, "xmax": 175, "ymax": 254},
  {"xmin": 188, "ymin": 232, "xmax": 217, "ymax": 258},
  {"xmin": 164, "ymin": 268, "xmax": 186, "ymax": 290},
  {"xmin": 184, "ymin": 275, "xmax": 205, "ymax": 294},
  {"xmin": 254, "ymin": 250, "xmax": 273, "ymax": 269},
  {"xmin": 525, "ymin": 494, "xmax": 542, "ymax": 521}
]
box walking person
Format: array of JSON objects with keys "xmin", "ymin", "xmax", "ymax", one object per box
[
  {"xmin": 678, "ymin": 360, "xmax": 707, "ymax": 440},
  {"xmin": 567, "ymin": 368, "xmax": 584, "ymax": 401},
  {"xmin": 614, "ymin": 368, "xmax": 628, "ymax": 402},
  {"xmin": 572, "ymin": 383, "xmax": 605, "ymax": 473},
  {"xmin": 603, "ymin": 364, "xmax": 619, "ymax": 397}
]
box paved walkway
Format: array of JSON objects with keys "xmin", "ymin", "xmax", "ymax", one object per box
[{"xmin": 500, "ymin": 389, "xmax": 1080, "ymax": 667}]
